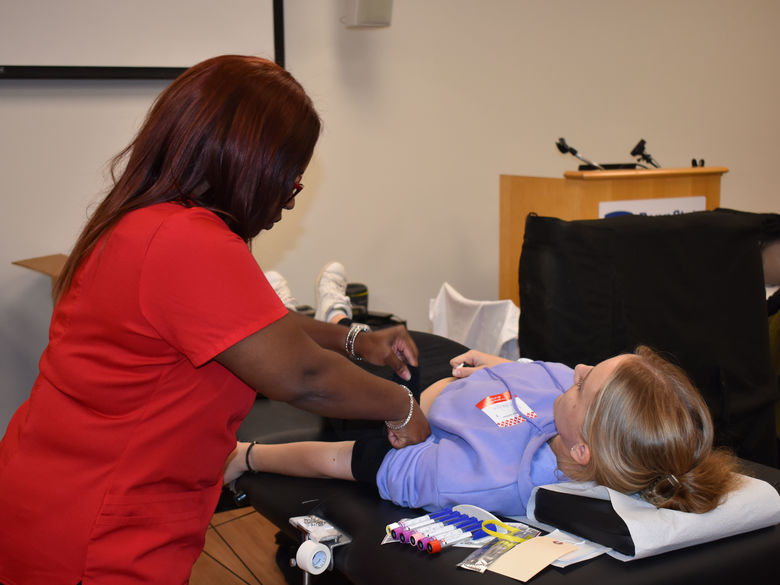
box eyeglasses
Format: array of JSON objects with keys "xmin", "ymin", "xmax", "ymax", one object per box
[{"xmin": 284, "ymin": 179, "xmax": 304, "ymax": 207}]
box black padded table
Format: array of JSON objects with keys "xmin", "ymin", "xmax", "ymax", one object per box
[
  {"xmin": 235, "ymin": 331, "xmax": 780, "ymax": 584},
  {"xmin": 236, "ymin": 465, "xmax": 780, "ymax": 585}
]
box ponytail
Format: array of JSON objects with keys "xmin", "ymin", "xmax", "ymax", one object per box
[{"xmin": 646, "ymin": 448, "xmax": 741, "ymax": 514}]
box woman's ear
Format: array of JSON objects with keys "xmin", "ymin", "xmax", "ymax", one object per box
[{"xmin": 570, "ymin": 442, "xmax": 591, "ymax": 466}]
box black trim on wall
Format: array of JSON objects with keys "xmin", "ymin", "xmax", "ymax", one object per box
[
  {"xmin": 0, "ymin": 66, "xmax": 186, "ymax": 80},
  {"xmin": 274, "ymin": 0, "xmax": 285, "ymax": 69},
  {"xmin": 0, "ymin": 1, "xmax": 285, "ymax": 80}
]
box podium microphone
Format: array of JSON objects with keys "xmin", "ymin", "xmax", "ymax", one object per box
[
  {"xmin": 556, "ymin": 138, "xmax": 604, "ymax": 170},
  {"xmin": 630, "ymin": 139, "xmax": 660, "ymax": 168}
]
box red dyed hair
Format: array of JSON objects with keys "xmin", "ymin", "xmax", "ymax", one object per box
[{"xmin": 55, "ymin": 55, "xmax": 321, "ymax": 301}]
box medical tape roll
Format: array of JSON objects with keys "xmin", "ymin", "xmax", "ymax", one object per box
[{"xmin": 296, "ymin": 540, "xmax": 331, "ymax": 575}]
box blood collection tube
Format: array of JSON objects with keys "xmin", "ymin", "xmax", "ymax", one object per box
[
  {"xmin": 416, "ymin": 520, "xmax": 480, "ymax": 551},
  {"xmin": 399, "ymin": 513, "xmax": 466, "ymax": 543},
  {"xmin": 407, "ymin": 515, "xmax": 474, "ymax": 546},
  {"xmin": 390, "ymin": 510, "xmax": 458, "ymax": 541},
  {"xmin": 411, "ymin": 517, "xmax": 478, "ymax": 548},
  {"xmin": 387, "ymin": 510, "xmax": 451, "ymax": 539},
  {"xmin": 417, "ymin": 520, "xmax": 481, "ymax": 551},
  {"xmin": 385, "ymin": 507, "xmax": 453, "ymax": 536},
  {"xmin": 427, "ymin": 526, "xmax": 489, "ymax": 554}
]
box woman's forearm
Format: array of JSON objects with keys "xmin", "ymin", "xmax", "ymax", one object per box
[
  {"xmin": 215, "ymin": 314, "xmax": 429, "ymax": 444},
  {"xmin": 283, "ymin": 348, "xmax": 412, "ymax": 421},
  {"xmin": 286, "ymin": 310, "xmax": 349, "ymax": 354}
]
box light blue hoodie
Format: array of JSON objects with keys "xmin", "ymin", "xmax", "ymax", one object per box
[{"xmin": 376, "ymin": 360, "xmax": 574, "ymax": 515}]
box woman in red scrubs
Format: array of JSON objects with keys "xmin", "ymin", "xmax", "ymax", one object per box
[{"xmin": 0, "ymin": 55, "xmax": 429, "ymax": 585}]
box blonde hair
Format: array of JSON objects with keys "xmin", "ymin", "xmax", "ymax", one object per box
[{"xmin": 568, "ymin": 346, "xmax": 740, "ymax": 513}]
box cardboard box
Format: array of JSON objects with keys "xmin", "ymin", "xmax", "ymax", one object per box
[{"xmin": 12, "ymin": 254, "xmax": 68, "ymax": 296}]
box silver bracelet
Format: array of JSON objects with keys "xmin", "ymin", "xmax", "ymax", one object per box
[
  {"xmin": 345, "ymin": 324, "xmax": 370, "ymax": 360},
  {"xmin": 385, "ymin": 385, "xmax": 414, "ymax": 430}
]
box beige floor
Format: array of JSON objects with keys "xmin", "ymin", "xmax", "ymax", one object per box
[{"xmin": 190, "ymin": 507, "xmax": 289, "ymax": 585}]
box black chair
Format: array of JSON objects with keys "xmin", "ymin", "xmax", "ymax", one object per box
[{"xmin": 518, "ymin": 210, "xmax": 779, "ymax": 466}]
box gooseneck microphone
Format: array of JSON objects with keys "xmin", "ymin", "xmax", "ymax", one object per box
[
  {"xmin": 555, "ymin": 138, "xmax": 604, "ymax": 170},
  {"xmin": 630, "ymin": 139, "xmax": 661, "ymax": 168}
]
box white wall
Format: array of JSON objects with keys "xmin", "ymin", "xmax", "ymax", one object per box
[
  {"xmin": 259, "ymin": 0, "xmax": 780, "ymax": 320},
  {"xmin": 2, "ymin": 0, "xmax": 779, "ymax": 430},
  {"xmin": 0, "ymin": 79, "xmax": 171, "ymax": 431}
]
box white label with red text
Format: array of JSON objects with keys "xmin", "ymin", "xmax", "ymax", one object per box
[{"xmin": 476, "ymin": 391, "xmax": 537, "ymax": 428}]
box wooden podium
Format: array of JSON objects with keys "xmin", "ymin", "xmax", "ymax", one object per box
[{"xmin": 499, "ymin": 167, "xmax": 728, "ymax": 305}]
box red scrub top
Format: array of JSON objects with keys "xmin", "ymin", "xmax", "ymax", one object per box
[{"xmin": 0, "ymin": 203, "xmax": 287, "ymax": 585}]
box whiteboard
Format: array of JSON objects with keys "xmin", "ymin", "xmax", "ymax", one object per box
[{"xmin": 0, "ymin": 0, "xmax": 277, "ymax": 77}]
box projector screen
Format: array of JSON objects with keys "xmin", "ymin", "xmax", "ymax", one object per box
[{"xmin": 0, "ymin": 0, "xmax": 279, "ymax": 78}]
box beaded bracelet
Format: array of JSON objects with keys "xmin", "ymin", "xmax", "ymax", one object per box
[
  {"xmin": 345, "ymin": 324, "xmax": 370, "ymax": 360},
  {"xmin": 245, "ymin": 441, "xmax": 258, "ymax": 473},
  {"xmin": 385, "ymin": 385, "xmax": 414, "ymax": 430}
]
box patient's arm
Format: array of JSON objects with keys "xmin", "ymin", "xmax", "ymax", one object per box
[
  {"xmin": 420, "ymin": 350, "xmax": 515, "ymax": 413},
  {"xmin": 223, "ymin": 376, "xmax": 456, "ymax": 484},
  {"xmin": 419, "ymin": 377, "xmax": 456, "ymax": 415},
  {"xmin": 223, "ymin": 374, "xmax": 462, "ymax": 485},
  {"xmin": 449, "ymin": 349, "xmax": 512, "ymax": 378},
  {"xmin": 224, "ymin": 440, "xmax": 356, "ymax": 484},
  {"xmin": 224, "ymin": 375, "xmax": 470, "ymax": 485}
]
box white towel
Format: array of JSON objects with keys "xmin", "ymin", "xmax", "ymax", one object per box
[
  {"xmin": 526, "ymin": 475, "xmax": 780, "ymax": 561},
  {"xmin": 428, "ymin": 283, "xmax": 520, "ymax": 359}
]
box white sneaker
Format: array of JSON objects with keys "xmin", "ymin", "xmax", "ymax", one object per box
[
  {"xmin": 314, "ymin": 262, "xmax": 352, "ymax": 322},
  {"xmin": 266, "ymin": 270, "xmax": 297, "ymax": 311}
]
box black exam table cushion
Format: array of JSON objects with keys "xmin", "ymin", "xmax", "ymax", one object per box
[
  {"xmin": 237, "ymin": 467, "xmax": 780, "ymax": 585},
  {"xmin": 533, "ymin": 489, "xmax": 635, "ymax": 556},
  {"xmin": 530, "ymin": 457, "xmax": 780, "ymax": 559}
]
